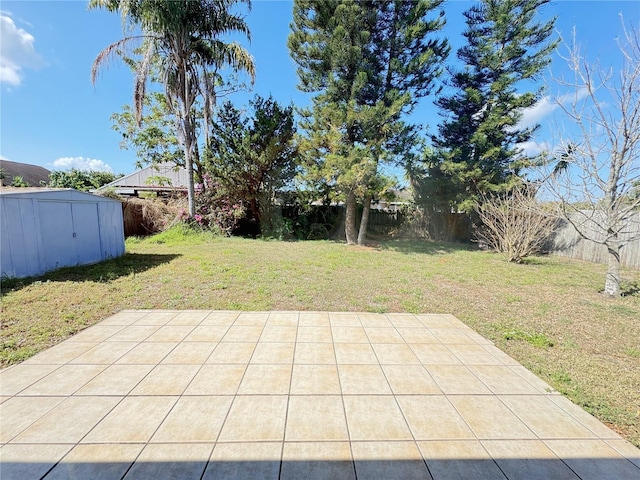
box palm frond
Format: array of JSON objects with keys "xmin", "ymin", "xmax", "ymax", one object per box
[{"xmin": 91, "ymin": 36, "xmax": 146, "ymax": 84}]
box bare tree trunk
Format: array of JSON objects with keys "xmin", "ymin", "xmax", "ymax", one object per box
[
  {"xmin": 604, "ymin": 243, "xmax": 621, "ymax": 297},
  {"xmin": 357, "ymin": 194, "xmax": 371, "ymax": 245},
  {"xmin": 183, "ymin": 114, "xmax": 196, "ymax": 216},
  {"xmin": 345, "ymin": 189, "xmax": 357, "ymax": 245}
]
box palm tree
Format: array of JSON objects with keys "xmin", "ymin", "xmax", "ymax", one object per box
[{"xmin": 90, "ymin": 0, "xmax": 255, "ymax": 215}]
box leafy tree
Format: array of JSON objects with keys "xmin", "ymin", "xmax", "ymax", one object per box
[
  {"xmin": 289, "ymin": 0, "xmax": 448, "ymax": 244},
  {"xmin": 203, "ymin": 95, "xmax": 298, "ymax": 236},
  {"xmin": 90, "ymin": 0, "xmax": 255, "ymax": 216},
  {"xmin": 415, "ymin": 0, "xmax": 557, "ymax": 213},
  {"xmin": 10, "ymin": 176, "xmax": 29, "ymax": 187},
  {"xmin": 48, "ymin": 169, "xmax": 123, "ymax": 191},
  {"xmin": 545, "ymin": 23, "xmax": 640, "ymax": 297}
]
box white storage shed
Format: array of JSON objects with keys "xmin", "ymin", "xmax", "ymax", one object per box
[{"xmin": 1, "ymin": 188, "xmax": 125, "ymax": 279}]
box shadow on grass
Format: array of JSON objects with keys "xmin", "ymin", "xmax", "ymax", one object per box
[
  {"xmin": 378, "ymin": 239, "xmax": 474, "ymax": 255},
  {"xmin": 621, "ymin": 281, "xmax": 640, "ymax": 297},
  {"xmin": 0, "ymin": 253, "xmax": 180, "ymax": 296}
]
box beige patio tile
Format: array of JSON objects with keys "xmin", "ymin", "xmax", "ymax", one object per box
[
  {"xmin": 237, "ymin": 364, "xmax": 292, "ymax": 394},
  {"xmin": 372, "ymin": 343, "xmax": 420, "ymax": 364},
  {"xmin": 0, "ymin": 364, "xmax": 59, "ymax": 395},
  {"xmin": 124, "ymin": 443, "xmax": 212, "ymax": 480},
  {"xmin": 0, "ymin": 443, "xmax": 72, "ymax": 480},
  {"xmin": 481, "ymin": 344, "xmax": 522, "ymax": 365},
  {"xmin": 482, "ymin": 439, "xmax": 580, "ymax": 480},
  {"xmin": 510, "ymin": 365, "xmax": 556, "ymax": 392},
  {"xmin": 357, "ymin": 313, "xmax": 393, "ymax": 327},
  {"xmin": 426, "ymin": 365, "xmax": 491, "ymax": 394},
  {"xmin": 397, "ymin": 327, "xmax": 439, "ymax": 344},
  {"xmin": 0, "ymin": 396, "xmax": 65, "ymax": 443},
  {"xmin": 145, "ymin": 325, "xmax": 195, "ymax": 342},
  {"xmin": 82, "ymin": 396, "xmax": 177, "ymax": 443},
  {"xmin": 105, "ymin": 325, "xmax": 160, "ymax": 342},
  {"xmin": 365, "ymin": 327, "xmax": 405, "ymax": 344},
  {"xmin": 204, "ymin": 442, "xmax": 282, "ymax": 480},
  {"xmin": 21, "ymin": 342, "xmax": 97, "ymax": 364},
  {"xmin": 417, "ymin": 440, "xmax": 507, "ymax": 480},
  {"xmin": 281, "ymin": 442, "xmax": 355, "ymax": 480},
  {"xmin": 297, "ymin": 326, "xmax": 333, "ymax": 343},
  {"xmin": 69, "ymin": 341, "xmax": 137, "ymax": 364},
  {"xmin": 605, "ymin": 440, "xmax": 640, "ymax": 468},
  {"xmin": 65, "ymin": 324, "xmax": 124, "ymax": 342},
  {"xmin": 382, "ymin": 365, "xmax": 441, "ymax": 394},
  {"xmin": 460, "ymin": 328, "xmax": 493, "ymax": 345},
  {"xmin": 218, "ymin": 395, "xmax": 288, "ymax": 442},
  {"xmin": 201, "ymin": 311, "xmax": 239, "ymax": 325},
  {"xmin": 12, "ymin": 396, "xmax": 120, "ymax": 444},
  {"xmin": 548, "ymin": 395, "xmax": 622, "ymax": 439},
  {"xmin": 99, "ymin": 310, "xmax": 148, "ymax": 325},
  {"xmin": 409, "ymin": 344, "xmax": 462, "ymax": 365},
  {"xmin": 468, "ymin": 365, "xmax": 544, "ymax": 394},
  {"xmin": 544, "ymin": 439, "xmax": 640, "ymax": 480},
  {"xmin": 184, "ymin": 325, "xmax": 229, "ymax": 342},
  {"xmin": 332, "ymin": 326, "xmax": 369, "ymax": 343},
  {"xmin": 130, "ymin": 364, "xmax": 199, "ymax": 395},
  {"xmin": 343, "ymin": 395, "xmax": 412, "ymax": 441},
  {"xmin": 184, "ymin": 364, "xmax": 247, "ymax": 395},
  {"xmin": 416, "ymin": 314, "xmax": 456, "ymax": 328},
  {"xmin": 329, "ymin": 312, "xmax": 362, "ymax": 326},
  {"xmin": 167, "ymin": 310, "xmax": 211, "ymax": 325},
  {"xmin": 501, "ymin": 395, "xmax": 596, "ymax": 438},
  {"xmin": 290, "ymin": 364, "xmax": 341, "ymax": 394},
  {"xmin": 251, "ymin": 342, "xmax": 295, "ymax": 364},
  {"xmin": 75, "ymin": 364, "xmax": 154, "ymax": 396},
  {"xmin": 235, "ymin": 311, "xmax": 270, "ymax": 326},
  {"xmin": 151, "ymin": 396, "xmax": 233, "ymax": 442},
  {"xmin": 161, "ymin": 342, "xmax": 217, "ymax": 364},
  {"xmin": 446, "ymin": 344, "xmax": 504, "ymax": 365},
  {"xmin": 222, "ymin": 325, "xmax": 264, "ymax": 342},
  {"xmin": 260, "ymin": 325, "xmax": 298, "ymax": 343},
  {"xmin": 299, "ymin": 311, "xmax": 330, "ymax": 326},
  {"xmin": 19, "ymin": 364, "xmax": 106, "ymax": 396},
  {"xmin": 207, "ymin": 342, "xmax": 256, "ymax": 364},
  {"xmin": 396, "ymin": 396, "xmax": 475, "ymax": 440},
  {"xmin": 285, "ymin": 395, "xmax": 349, "ymax": 441},
  {"xmin": 449, "ymin": 396, "xmax": 536, "ymax": 440},
  {"xmin": 45, "ymin": 443, "xmax": 144, "ymax": 480},
  {"xmin": 267, "ymin": 311, "xmax": 299, "ymax": 326},
  {"xmin": 387, "ymin": 313, "xmax": 423, "ymax": 328},
  {"xmin": 132, "ymin": 311, "xmax": 179, "ymax": 325},
  {"xmin": 334, "ymin": 343, "xmax": 378, "ymax": 364},
  {"xmin": 294, "ymin": 342, "xmax": 336, "ymax": 364},
  {"xmin": 115, "ymin": 342, "xmax": 177, "ymax": 364},
  {"xmin": 338, "ymin": 364, "xmax": 392, "ymax": 394},
  {"xmin": 352, "ymin": 441, "xmax": 431, "ymax": 480},
  {"xmin": 429, "ymin": 328, "xmax": 477, "ymax": 345}
]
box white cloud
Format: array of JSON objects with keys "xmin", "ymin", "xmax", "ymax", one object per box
[
  {"xmin": 517, "ymin": 87, "xmax": 591, "ymax": 130},
  {"xmin": 0, "ymin": 14, "xmax": 44, "ymax": 86},
  {"xmin": 52, "ymin": 157, "xmax": 115, "ymax": 173},
  {"xmin": 518, "ymin": 140, "xmax": 552, "ymax": 157}
]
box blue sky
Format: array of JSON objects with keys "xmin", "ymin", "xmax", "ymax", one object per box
[{"xmin": 1, "ymin": 0, "xmax": 638, "ymax": 177}]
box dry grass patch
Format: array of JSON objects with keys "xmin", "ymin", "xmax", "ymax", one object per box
[{"xmin": 1, "ymin": 230, "xmax": 639, "ymax": 446}]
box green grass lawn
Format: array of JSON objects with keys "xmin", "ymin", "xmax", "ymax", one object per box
[{"xmin": 2, "ymin": 227, "xmax": 639, "ymax": 446}]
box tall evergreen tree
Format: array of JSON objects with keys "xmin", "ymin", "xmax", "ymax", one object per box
[
  {"xmin": 289, "ymin": 0, "xmax": 448, "ymax": 244},
  {"xmin": 416, "ymin": 0, "xmax": 556, "ymax": 213}
]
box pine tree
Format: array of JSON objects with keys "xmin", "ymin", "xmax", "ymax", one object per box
[
  {"xmin": 420, "ymin": 0, "xmax": 557, "ymax": 213},
  {"xmin": 289, "ymin": 0, "xmax": 448, "ymax": 244}
]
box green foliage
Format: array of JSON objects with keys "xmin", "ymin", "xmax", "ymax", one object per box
[
  {"xmin": 413, "ymin": 0, "xmax": 557, "ymax": 213},
  {"xmin": 48, "ymin": 169, "xmax": 123, "ymax": 191},
  {"xmin": 10, "ymin": 175, "xmax": 29, "ymax": 187},
  {"xmin": 502, "ymin": 326, "xmax": 554, "ymax": 348}
]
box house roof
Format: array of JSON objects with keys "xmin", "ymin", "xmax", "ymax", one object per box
[
  {"xmin": 97, "ymin": 163, "xmax": 188, "ymax": 194},
  {"xmin": 0, "ymin": 160, "xmax": 51, "ymax": 187}
]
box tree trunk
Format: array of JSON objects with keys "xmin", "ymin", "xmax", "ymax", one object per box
[
  {"xmin": 183, "ymin": 114, "xmax": 196, "ymax": 216},
  {"xmin": 357, "ymin": 194, "xmax": 371, "ymax": 245},
  {"xmin": 604, "ymin": 244, "xmax": 621, "ymax": 297},
  {"xmin": 345, "ymin": 189, "xmax": 357, "ymax": 245}
]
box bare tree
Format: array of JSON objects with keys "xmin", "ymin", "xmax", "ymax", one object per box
[{"xmin": 546, "ymin": 20, "xmax": 640, "ymax": 297}]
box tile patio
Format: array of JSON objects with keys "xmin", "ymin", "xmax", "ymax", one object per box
[{"xmin": 0, "ymin": 310, "xmax": 639, "ymax": 479}]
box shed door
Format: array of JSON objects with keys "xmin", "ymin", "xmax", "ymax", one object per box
[{"xmin": 38, "ymin": 201, "xmax": 103, "ymax": 271}]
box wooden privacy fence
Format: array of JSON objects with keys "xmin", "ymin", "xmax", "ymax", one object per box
[{"xmin": 546, "ymin": 212, "xmax": 640, "ymax": 270}]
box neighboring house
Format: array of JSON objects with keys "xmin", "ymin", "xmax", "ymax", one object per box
[
  {"xmin": 0, "ymin": 188, "xmax": 125, "ymax": 278},
  {"xmin": 0, "ymin": 160, "xmax": 51, "ymax": 187},
  {"xmin": 97, "ymin": 163, "xmax": 188, "ymax": 196}
]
